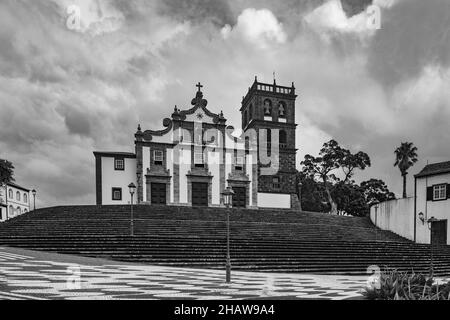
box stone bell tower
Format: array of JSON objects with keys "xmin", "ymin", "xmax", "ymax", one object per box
[{"xmin": 240, "ymin": 77, "xmax": 300, "ymax": 209}]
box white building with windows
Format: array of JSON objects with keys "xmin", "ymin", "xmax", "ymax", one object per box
[
  {"xmin": 0, "ymin": 182, "xmax": 31, "ymax": 222},
  {"xmin": 94, "ymin": 79, "xmax": 301, "ymax": 209},
  {"xmin": 371, "ymin": 161, "xmax": 450, "ymax": 245}
]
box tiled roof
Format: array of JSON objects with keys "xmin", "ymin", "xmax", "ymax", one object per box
[
  {"xmin": 7, "ymin": 182, "xmax": 30, "ymax": 192},
  {"xmin": 415, "ymin": 161, "xmax": 450, "ymax": 178},
  {"xmin": 93, "ymin": 151, "xmax": 136, "ymax": 158}
]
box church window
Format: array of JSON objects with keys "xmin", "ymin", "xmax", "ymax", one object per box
[
  {"xmin": 278, "ymin": 101, "xmax": 286, "ymax": 118},
  {"xmin": 280, "ymin": 130, "xmax": 287, "ymax": 149},
  {"xmin": 235, "ymin": 156, "xmax": 245, "ymax": 171},
  {"xmin": 272, "ymin": 177, "xmax": 281, "ymax": 190},
  {"xmin": 112, "ymin": 188, "xmax": 122, "ymax": 201},
  {"xmin": 263, "ymin": 99, "xmax": 272, "ymax": 116},
  {"xmin": 154, "ymin": 150, "xmax": 164, "ymax": 165},
  {"xmin": 24, "ymin": 193, "xmax": 28, "ymax": 203},
  {"xmin": 249, "ymin": 104, "xmax": 253, "ymax": 120},
  {"xmin": 16, "ymin": 191, "xmax": 20, "ymax": 201},
  {"xmin": 194, "ymin": 152, "xmax": 205, "ymax": 168},
  {"xmin": 243, "ymin": 110, "xmax": 247, "ymax": 125},
  {"xmin": 114, "ymin": 158, "xmax": 125, "ymax": 171},
  {"xmin": 8, "ymin": 189, "xmax": 12, "ymax": 199}
]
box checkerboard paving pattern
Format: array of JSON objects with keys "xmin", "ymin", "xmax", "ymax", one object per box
[{"xmin": 0, "ymin": 247, "xmax": 370, "ymax": 300}]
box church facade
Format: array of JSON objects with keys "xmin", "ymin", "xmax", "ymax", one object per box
[{"xmin": 94, "ymin": 78, "xmax": 300, "ymax": 209}]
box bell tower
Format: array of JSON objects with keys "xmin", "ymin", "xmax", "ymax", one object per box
[{"xmin": 241, "ymin": 77, "xmax": 300, "ymax": 209}]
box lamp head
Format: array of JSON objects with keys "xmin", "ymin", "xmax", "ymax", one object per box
[
  {"xmin": 418, "ymin": 212, "xmax": 425, "ymax": 224},
  {"xmin": 221, "ymin": 186, "xmax": 235, "ymax": 207},
  {"xmin": 128, "ymin": 182, "xmax": 136, "ymax": 195}
]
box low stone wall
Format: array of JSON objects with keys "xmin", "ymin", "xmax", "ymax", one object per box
[{"xmin": 370, "ymin": 197, "xmax": 415, "ymax": 241}]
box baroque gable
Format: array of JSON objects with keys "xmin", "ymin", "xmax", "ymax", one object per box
[{"xmin": 135, "ymin": 83, "xmax": 226, "ymax": 144}]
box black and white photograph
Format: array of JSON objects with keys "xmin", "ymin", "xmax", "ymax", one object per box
[{"xmin": 1, "ymin": 0, "xmax": 450, "ymax": 311}]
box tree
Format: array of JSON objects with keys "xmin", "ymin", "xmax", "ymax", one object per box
[
  {"xmin": 0, "ymin": 159, "xmax": 14, "ymax": 186},
  {"xmin": 301, "ymin": 140, "xmax": 372, "ymax": 215},
  {"xmin": 360, "ymin": 179, "xmax": 396, "ymax": 206},
  {"xmin": 394, "ymin": 142, "xmax": 418, "ymax": 198},
  {"xmin": 296, "ymin": 172, "xmax": 329, "ymax": 213},
  {"xmin": 301, "ymin": 140, "xmax": 344, "ymax": 215},
  {"xmin": 341, "ymin": 150, "xmax": 371, "ymax": 183},
  {"xmin": 332, "ymin": 182, "xmax": 368, "ymax": 217}
]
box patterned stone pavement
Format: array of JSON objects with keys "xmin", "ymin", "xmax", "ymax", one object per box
[{"xmin": 0, "ymin": 246, "xmax": 369, "ymax": 300}]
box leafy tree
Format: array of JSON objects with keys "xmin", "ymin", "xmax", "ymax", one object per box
[
  {"xmin": 332, "ymin": 182, "xmax": 368, "ymax": 217},
  {"xmin": 394, "ymin": 142, "xmax": 418, "ymax": 198},
  {"xmin": 0, "ymin": 159, "xmax": 14, "ymax": 186},
  {"xmin": 341, "ymin": 150, "xmax": 371, "ymax": 183},
  {"xmin": 360, "ymin": 179, "xmax": 396, "ymax": 206},
  {"xmin": 301, "ymin": 140, "xmax": 344, "ymax": 215},
  {"xmin": 297, "ymin": 172, "xmax": 329, "ymax": 213},
  {"xmin": 301, "ymin": 140, "xmax": 371, "ymax": 215}
]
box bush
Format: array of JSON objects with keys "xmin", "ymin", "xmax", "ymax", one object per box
[{"xmin": 363, "ymin": 268, "xmax": 450, "ymax": 300}]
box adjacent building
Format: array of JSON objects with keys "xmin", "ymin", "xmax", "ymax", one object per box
[
  {"xmin": 0, "ymin": 182, "xmax": 31, "ymax": 222},
  {"xmin": 370, "ymin": 160, "xmax": 450, "ymax": 245},
  {"xmin": 414, "ymin": 161, "xmax": 450, "ymax": 245},
  {"xmin": 94, "ymin": 79, "xmax": 301, "ymax": 209}
]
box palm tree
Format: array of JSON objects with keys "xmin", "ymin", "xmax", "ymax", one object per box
[{"xmin": 394, "ymin": 142, "xmax": 418, "ymax": 198}]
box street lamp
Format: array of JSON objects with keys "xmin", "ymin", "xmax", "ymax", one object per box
[
  {"xmin": 222, "ymin": 186, "xmax": 234, "ymax": 283},
  {"xmin": 32, "ymin": 189, "xmax": 37, "ymax": 211},
  {"xmin": 128, "ymin": 183, "xmax": 136, "ymax": 237},
  {"xmin": 426, "ymin": 216, "xmax": 438, "ymax": 276}
]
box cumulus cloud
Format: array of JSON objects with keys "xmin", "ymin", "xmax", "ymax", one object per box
[
  {"xmin": 304, "ymin": 0, "xmax": 380, "ymax": 42},
  {"xmin": 221, "ymin": 8, "xmax": 287, "ymax": 48}
]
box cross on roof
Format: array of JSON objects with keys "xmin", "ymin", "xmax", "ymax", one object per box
[{"xmin": 196, "ymin": 82, "xmax": 203, "ymax": 92}]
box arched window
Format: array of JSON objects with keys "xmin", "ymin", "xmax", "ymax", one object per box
[
  {"xmin": 245, "ymin": 136, "xmax": 250, "ymax": 150},
  {"xmin": 280, "ymin": 130, "xmax": 287, "ymax": 148},
  {"xmin": 9, "ymin": 205, "xmax": 13, "ymax": 217},
  {"xmin": 16, "ymin": 206, "xmax": 21, "ymax": 215},
  {"xmin": 278, "ymin": 101, "xmax": 286, "ymax": 118},
  {"xmin": 24, "ymin": 209, "xmax": 28, "ymax": 213},
  {"xmin": 16, "ymin": 191, "xmax": 20, "ymax": 201},
  {"xmin": 263, "ymin": 99, "xmax": 272, "ymax": 116},
  {"xmin": 8, "ymin": 189, "xmax": 12, "ymax": 199},
  {"xmin": 24, "ymin": 193, "xmax": 28, "ymax": 203}
]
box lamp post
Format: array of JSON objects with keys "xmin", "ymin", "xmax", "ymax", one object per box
[
  {"xmin": 128, "ymin": 183, "xmax": 136, "ymax": 237},
  {"xmin": 297, "ymin": 181, "xmax": 303, "ymax": 212},
  {"xmin": 136, "ymin": 173, "xmax": 142, "ymax": 204},
  {"xmin": 222, "ymin": 186, "xmax": 234, "ymax": 283},
  {"xmin": 427, "ymin": 216, "xmax": 438, "ymax": 276},
  {"xmin": 32, "ymin": 189, "xmax": 36, "ymax": 211}
]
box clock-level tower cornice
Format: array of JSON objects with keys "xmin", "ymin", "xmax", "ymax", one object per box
[{"xmin": 240, "ymin": 76, "xmax": 297, "ymax": 112}]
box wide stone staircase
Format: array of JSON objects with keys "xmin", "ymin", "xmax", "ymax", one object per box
[{"xmin": 0, "ymin": 205, "xmax": 449, "ymax": 275}]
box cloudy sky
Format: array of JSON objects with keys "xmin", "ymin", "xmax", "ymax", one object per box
[{"xmin": 1, "ymin": 0, "xmax": 450, "ymax": 207}]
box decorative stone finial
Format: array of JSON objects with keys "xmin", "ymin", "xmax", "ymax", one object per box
[{"xmin": 191, "ymin": 83, "xmax": 208, "ymax": 107}]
